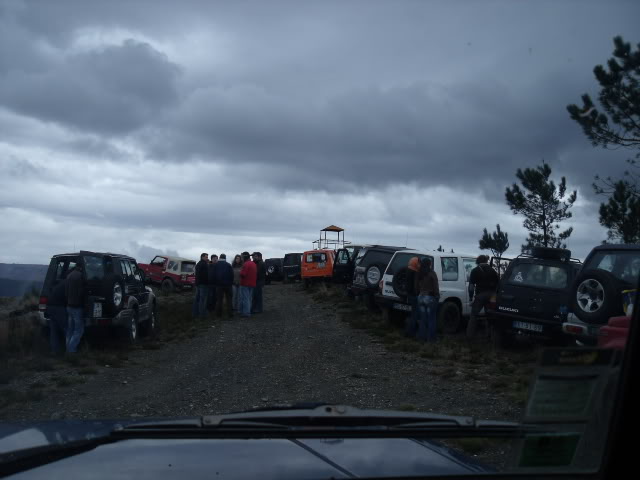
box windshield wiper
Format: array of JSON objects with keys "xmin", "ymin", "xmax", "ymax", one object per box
[{"xmin": 120, "ymin": 404, "xmax": 545, "ymax": 438}]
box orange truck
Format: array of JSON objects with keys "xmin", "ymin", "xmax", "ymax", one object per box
[{"xmin": 301, "ymin": 249, "xmax": 336, "ymax": 287}]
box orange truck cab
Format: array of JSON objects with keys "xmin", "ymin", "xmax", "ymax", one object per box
[{"xmin": 301, "ymin": 249, "xmax": 336, "ymax": 286}]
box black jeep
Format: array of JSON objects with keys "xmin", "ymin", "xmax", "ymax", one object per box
[
  {"xmin": 39, "ymin": 251, "xmax": 156, "ymax": 344},
  {"xmin": 488, "ymin": 247, "xmax": 582, "ymax": 347},
  {"xmin": 282, "ymin": 253, "xmax": 302, "ymax": 282},
  {"xmin": 265, "ymin": 258, "xmax": 284, "ymax": 284},
  {"xmin": 562, "ymin": 244, "xmax": 640, "ymax": 344},
  {"xmin": 350, "ymin": 245, "xmax": 410, "ymax": 309}
]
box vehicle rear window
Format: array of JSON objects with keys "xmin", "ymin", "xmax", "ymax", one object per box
[
  {"xmin": 354, "ymin": 248, "xmax": 368, "ymax": 266},
  {"xmin": 306, "ymin": 253, "xmax": 327, "ymax": 263},
  {"xmin": 284, "ymin": 254, "xmax": 302, "ymax": 266},
  {"xmin": 587, "ymin": 251, "xmax": 640, "ymax": 285},
  {"xmin": 507, "ymin": 263, "xmax": 569, "ymax": 289},
  {"xmin": 386, "ymin": 252, "xmax": 433, "ymax": 276},
  {"xmin": 358, "ymin": 250, "xmax": 394, "ymax": 269},
  {"xmin": 45, "ymin": 256, "xmax": 79, "ymax": 287},
  {"xmin": 83, "ymin": 255, "xmax": 105, "ymax": 281},
  {"xmin": 182, "ymin": 262, "xmax": 196, "ymax": 273}
]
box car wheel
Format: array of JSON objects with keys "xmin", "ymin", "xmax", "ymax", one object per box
[
  {"xmin": 572, "ymin": 269, "xmax": 625, "ymax": 324},
  {"xmin": 391, "ymin": 267, "xmax": 409, "ymax": 298},
  {"xmin": 120, "ymin": 310, "xmax": 138, "ymax": 344},
  {"xmin": 437, "ymin": 301, "xmax": 462, "ymax": 334},
  {"xmin": 104, "ymin": 275, "xmax": 125, "ymax": 314},
  {"xmin": 161, "ymin": 278, "xmax": 174, "ymax": 295},
  {"xmin": 140, "ymin": 303, "xmax": 156, "ymax": 337},
  {"xmin": 364, "ymin": 264, "xmax": 384, "ymax": 289}
]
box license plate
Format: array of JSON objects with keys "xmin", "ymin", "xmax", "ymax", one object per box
[
  {"xmin": 513, "ymin": 320, "xmax": 543, "ymax": 332},
  {"xmin": 93, "ymin": 302, "xmax": 102, "ymax": 318},
  {"xmin": 318, "ymin": 262, "xmax": 326, "ymax": 268},
  {"xmin": 393, "ymin": 303, "xmax": 412, "ymax": 312},
  {"xmin": 355, "ymin": 274, "xmax": 365, "ymax": 284}
]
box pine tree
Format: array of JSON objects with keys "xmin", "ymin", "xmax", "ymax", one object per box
[
  {"xmin": 599, "ymin": 180, "xmax": 640, "ymax": 243},
  {"xmin": 568, "ymin": 36, "xmax": 640, "ymax": 243},
  {"xmin": 479, "ymin": 224, "xmax": 510, "ymax": 261},
  {"xmin": 505, "ymin": 163, "xmax": 577, "ymax": 251}
]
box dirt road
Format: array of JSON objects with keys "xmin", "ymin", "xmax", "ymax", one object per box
[{"xmin": 0, "ymin": 283, "xmax": 529, "ymax": 422}]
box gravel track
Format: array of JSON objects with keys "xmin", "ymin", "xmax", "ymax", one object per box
[{"xmin": 1, "ymin": 283, "xmax": 525, "ymax": 423}]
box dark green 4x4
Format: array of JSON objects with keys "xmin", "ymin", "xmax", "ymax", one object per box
[
  {"xmin": 38, "ymin": 251, "xmax": 157, "ymax": 344},
  {"xmin": 488, "ymin": 247, "xmax": 582, "ymax": 347}
]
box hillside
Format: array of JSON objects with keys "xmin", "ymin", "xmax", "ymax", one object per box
[{"xmin": 0, "ymin": 263, "xmax": 48, "ymax": 297}]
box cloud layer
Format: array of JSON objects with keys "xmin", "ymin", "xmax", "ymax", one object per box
[{"xmin": 1, "ymin": 0, "xmax": 638, "ymax": 263}]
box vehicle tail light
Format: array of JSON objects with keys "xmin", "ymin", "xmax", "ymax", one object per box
[
  {"xmin": 564, "ymin": 325, "xmax": 586, "ymax": 335},
  {"xmin": 39, "ymin": 296, "xmax": 48, "ymax": 311}
]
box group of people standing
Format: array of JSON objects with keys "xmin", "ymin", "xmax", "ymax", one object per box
[
  {"xmin": 403, "ymin": 254, "xmax": 498, "ymax": 343},
  {"xmin": 193, "ymin": 251, "xmax": 266, "ymax": 319}
]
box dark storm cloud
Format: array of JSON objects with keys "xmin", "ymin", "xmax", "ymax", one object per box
[
  {"xmin": 1, "ymin": 0, "xmax": 639, "ymax": 264},
  {"xmin": 0, "ymin": 39, "xmax": 180, "ymax": 134}
]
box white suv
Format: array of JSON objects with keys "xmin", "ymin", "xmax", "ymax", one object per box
[{"xmin": 376, "ymin": 250, "xmax": 478, "ymax": 334}]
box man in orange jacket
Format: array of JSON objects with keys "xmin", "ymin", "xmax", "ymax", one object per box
[{"xmin": 239, "ymin": 251, "xmax": 257, "ymax": 317}]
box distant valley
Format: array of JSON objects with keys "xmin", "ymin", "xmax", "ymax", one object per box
[{"xmin": 0, "ymin": 264, "xmax": 48, "ymax": 297}]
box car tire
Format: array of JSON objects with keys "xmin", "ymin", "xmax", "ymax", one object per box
[
  {"xmin": 391, "ymin": 267, "xmax": 410, "ymax": 298},
  {"xmin": 364, "ymin": 264, "xmax": 385, "ymax": 289},
  {"xmin": 437, "ymin": 301, "xmax": 462, "ymax": 334},
  {"xmin": 119, "ymin": 309, "xmax": 138, "ymax": 344},
  {"xmin": 140, "ymin": 302, "xmax": 156, "ymax": 337},
  {"xmin": 161, "ymin": 278, "xmax": 174, "ymax": 295},
  {"xmin": 571, "ymin": 269, "xmax": 625, "ymax": 325},
  {"xmin": 104, "ymin": 275, "xmax": 125, "ymax": 314}
]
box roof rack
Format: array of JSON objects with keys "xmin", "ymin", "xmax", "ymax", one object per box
[{"xmin": 515, "ymin": 252, "xmax": 581, "ymax": 263}]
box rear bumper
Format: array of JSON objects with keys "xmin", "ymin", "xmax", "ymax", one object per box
[
  {"xmin": 562, "ymin": 321, "xmax": 601, "ymax": 346},
  {"xmin": 374, "ymin": 293, "xmax": 409, "ymax": 311},
  {"xmin": 41, "ymin": 307, "xmax": 133, "ymax": 328},
  {"xmin": 489, "ymin": 311, "xmax": 565, "ymax": 339}
]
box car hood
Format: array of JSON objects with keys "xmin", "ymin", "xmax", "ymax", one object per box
[{"xmin": 0, "ymin": 420, "xmax": 494, "ymax": 479}]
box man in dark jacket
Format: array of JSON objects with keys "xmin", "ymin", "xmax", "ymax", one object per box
[
  {"xmin": 192, "ymin": 253, "xmax": 209, "ymax": 319},
  {"xmin": 65, "ymin": 262, "xmax": 85, "ymax": 353},
  {"xmin": 251, "ymin": 252, "xmax": 266, "ymax": 314},
  {"xmin": 214, "ymin": 254, "xmax": 234, "ymax": 318},
  {"xmin": 207, "ymin": 254, "xmax": 218, "ymax": 313},
  {"xmin": 405, "ymin": 257, "xmax": 420, "ymax": 337},
  {"xmin": 48, "ymin": 278, "xmax": 68, "ymax": 354},
  {"xmin": 467, "ymin": 255, "xmax": 499, "ymax": 339}
]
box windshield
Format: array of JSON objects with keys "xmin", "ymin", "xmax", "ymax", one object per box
[{"xmin": 1, "ymin": 1, "xmax": 638, "ymax": 477}]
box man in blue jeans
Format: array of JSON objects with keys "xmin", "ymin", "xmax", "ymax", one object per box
[
  {"xmin": 416, "ymin": 257, "xmax": 440, "ymax": 343},
  {"xmin": 65, "ymin": 263, "xmax": 85, "ymax": 353},
  {"xmin": 193, "ymin": 253, "xmax": 209, "ymax": 319},
  {"xmin": 404, "ymin": 257, "xmax": 420, "ymax": 337},
  {"xmin": 239, "ymin": 252, "xmax": 257, "ymax": 317}
]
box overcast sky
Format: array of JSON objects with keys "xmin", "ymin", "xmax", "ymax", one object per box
[{"xmin": 1, "ymin": 0, "xmax": 639, "ymax": 264}]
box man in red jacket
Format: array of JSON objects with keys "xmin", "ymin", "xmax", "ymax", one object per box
[{"xmin": 239, "ymin": 251, "xmax": 257, "ymax": 317}]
